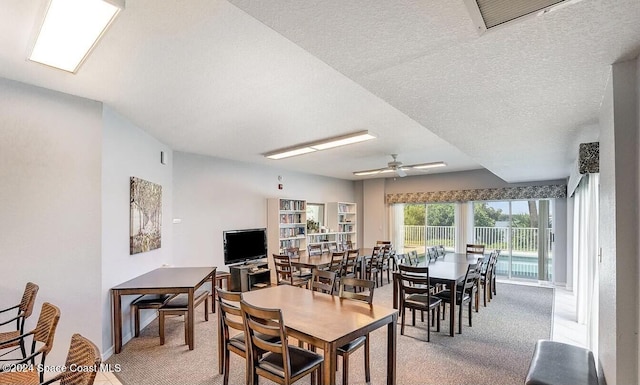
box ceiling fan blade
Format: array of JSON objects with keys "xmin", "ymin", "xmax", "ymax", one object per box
[{"xmin": 395, "ymin": 168, "xmax": 407, "ymax": 177}]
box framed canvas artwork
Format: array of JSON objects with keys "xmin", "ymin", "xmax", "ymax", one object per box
[{"xmin": 130, "ymin": 176, "xmax": 162, "ymax": 254}]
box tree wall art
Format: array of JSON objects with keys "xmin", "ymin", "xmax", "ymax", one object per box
[{"xmin": 130, "ymin": 176, "xmax": 162, "ymax": 254}]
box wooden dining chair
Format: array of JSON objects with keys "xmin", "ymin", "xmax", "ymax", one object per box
[
  {"xmin": 158, "ymin": 290, "xmax": 209, "ymax": 345},
  {"xmin": 398, "ymin": 265, "xmax": 442, "ymax": 342},
  {"xmin": 272, "ymin": 254, "xmax": 309, "ymax": 287},
  {"xmin": 337, "ymin": 277, "xmax": 375, "ymax": 385},
  {"xmin": 309, "ymin": 269, "xmax": 337, "ymax": 294},
  {"xmin": 0, "ymin": 282, "xmax": 39, "ymax": 359},
  {"xmin": 307, "ymin": 244, "xmax": 323, "ymax": 256},
  {"xmin": 466, "ymin": 244, "xmax": 485, "ymax": 255},
  {"xmin": 434, "ymin": 263, "xmax": 477, "ymax": 334},
  {"xmin": 131, "ymin": 294, "xmax": 174, "ymax": 337},
  {"xmin": 240, "ymin": 300, "xmax": 324, "ymax": 385}
]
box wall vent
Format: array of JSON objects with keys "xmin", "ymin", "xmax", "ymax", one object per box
[{"xmin": 464, "ymin": 0, "xmax": 567, "ymax": 34}]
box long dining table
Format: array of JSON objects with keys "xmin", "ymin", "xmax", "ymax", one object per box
[
  {"xmin": 392, "ymin": 253, "xmax": 482, "ymax": 337},
  {"xmin": 289, "ymin": 247, "xmax": 373, "ymax": 277},
  {"xmin": 111, "ymin": 266, "xmax": 216, "ymax": 353},
  {"xmin": 242, "ymin": 284, "xmax": 398, "ymax": 385}
]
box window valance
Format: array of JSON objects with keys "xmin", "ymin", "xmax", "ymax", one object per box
[{"xmin": 386, "ymin": 184, "xmax": 567, "ymax": 204}]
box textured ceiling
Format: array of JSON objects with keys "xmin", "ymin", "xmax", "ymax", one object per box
[{"xmin": 2, "ymin": 0, "xmax": 639, "ymax": 182}]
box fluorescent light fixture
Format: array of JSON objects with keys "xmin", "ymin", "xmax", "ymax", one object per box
[
  {"xmin": 353, "ymin": 170, "xmax": 381, "ymax": 176},
  {"xmin": 412, "ymin": 162, "xmax": 447, "ymax": 169},
  {"xmin": 264, "ymin": 130, "xmax": 376, "ymax": 160},
  {"xmin": 309, "ymin": 131, "xmax": 377, "ymax": 150},
  {"xmin": 29, "ymin": 0, "xmax": 124, "ymax": 73},
  {"xmin": 266, "ymin": 147, "xmax": 316, "ymax": 160}
]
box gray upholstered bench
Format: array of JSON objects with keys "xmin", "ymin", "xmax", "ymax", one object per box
[{"xmin": 525, "ymin": 340, "xmax": 598, "ymax": 385}]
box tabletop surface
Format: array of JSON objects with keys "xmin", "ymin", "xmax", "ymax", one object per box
[
  {"xmin": 112, "ymin": 266, "xmax": 216, "ymax": 290},
  {"xmin": 242, "ymin": 285, "xmax": 397, "ymax": 343}
]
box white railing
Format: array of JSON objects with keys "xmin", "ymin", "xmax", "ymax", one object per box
[
  {"xmin": 403, "ymin": 225, "xmax": 552, "ymax": 279},
  {"xmin": 404, "ymin": 225, "xmax": 551, "ymax": 252}
]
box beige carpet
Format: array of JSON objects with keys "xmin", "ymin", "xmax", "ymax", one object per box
[{"xmin": 107, "ymin": 281, "xmax": 553, "ymax": 385}]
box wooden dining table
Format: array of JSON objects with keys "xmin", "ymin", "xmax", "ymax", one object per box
[
  {"xmin": 242, "ymin": 284, "xmax": 398, "ymax": 385},
  {"xmin": 111, "ymin": 266, "xmax": 216, "ymax": 353},
  {"xmin": 392, "ymin": 253, "xmax": 482, "ymax": 337},
  {"xmin": 289, "ymin": 248, "xmax": 373, "ymax": 278}
]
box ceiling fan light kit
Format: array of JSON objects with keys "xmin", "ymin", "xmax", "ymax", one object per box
[{"xmin": 353, "ymin": 155, "xmax": 447, "ymax": 178}]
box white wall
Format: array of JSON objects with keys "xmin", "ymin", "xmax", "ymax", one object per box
[
  {"xmin": 362, "ymin": 179, "xmax": 387, "ymax": 246},
  {"xmin": 101, "ymin": 106, "xmax": 174, "ymax": 356},
  {"xmin": 598, "ymin": 59, "xmax": 640, "ymax": 385},
  {"xmin": 172, "ymin": 152, "xmax": 355, "ymax": 270},
  {"xmin": 0, "ymin": 78, "xmax": 102, "ymax": 365}
]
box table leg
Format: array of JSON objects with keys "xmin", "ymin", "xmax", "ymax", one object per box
[
  {"xmin": 112, "ymin": 290, "xmax": 122, "ymax": 354},
  {"xmin": 449, "ymin": 281, "xmax": 456, "ymax": 337},
  {"xmin": 211, "ymin": 271, "xmax": 216, "ymax": 313},
  {"xmin": 188, "ymin": 288, "xmax": 195, "ymax": 349},
  {"xmin": 323, "ymin": 341, "xmax": 336, "ymax": 385},
  {"xmin": 387, "ymin": 317, "xmax": 397, "ymax": 385}
]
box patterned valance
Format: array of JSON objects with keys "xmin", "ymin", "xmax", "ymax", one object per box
[
  {"xmin": 386, "ymin": 184, "xmax": 567, "ymax": 204},
  {"xmin": 578, "ymin": 142, "xmax": 599, "ymax": 174}
]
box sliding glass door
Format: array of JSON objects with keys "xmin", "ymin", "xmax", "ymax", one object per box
[
  {"xmin": 401, "ymin": 203, "xmax": 455, "ymax": 258},
  {"xmin": 473, "ymin": 200, "xmax": 553, "ymax": 281}
]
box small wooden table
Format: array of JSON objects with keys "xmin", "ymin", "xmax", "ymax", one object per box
[
  {"xmin": 242, "ymin": 285, "xmax": 398, "ymax": 385},
  {"xmin": 111, "ymin": 266, "xmax": 216, "ymax": 354},
  {"xmin": 392, "ymin": 254, "xmax": 481, "ymax": 337}
]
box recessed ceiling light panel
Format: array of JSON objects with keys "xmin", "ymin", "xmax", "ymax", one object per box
[{"xmin": 29, "ymin": 0, "xmax": 124, "ymax": 73}]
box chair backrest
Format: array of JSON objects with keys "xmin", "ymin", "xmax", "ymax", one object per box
[
  {"xmin": 308, "ymin": 244, "xmax": 323, "ymax": 256},
  {"xmin": 217, "ymin": 289, "xmax": 244, "ymax": 339},
  {"xmin": 407, "ymin": 250, "xmax": 419, "ymax": 266},
  {"xmin": 466, "ymin": 244, "xmax": 485, "ymax": 255},
  {"xmin": 32, "ymin": 302, "xmax": 61, "ymax": 357},
  {"xmin": 461, "ymin": 263, "xmax": 477, "ymax": 292},
  {"xmin": 342, "ymin": 240, "xmax": 354, "ymax": 251},
  {"xmin": 240, "ymin": 300, "xmax": 291, "ymax": 378},
  {"xmin": 58, "ymin": 334, "xmax": 101, "ymax": 385},
  {"xmin": 310, "ymin": 269, "xmax": 337, "ymax": 294},
  {"xmin": 20, "ymin": 282, "xmax": 39, "ymax": 319},
  {"xmin": 339, "ymin": 277, "xmax": 375, "ymax": 304},
  {"xmin": 325, "ymin": 241, "xmax": 339, "ymax": 254},
  {"xmin": 272, "ymin": 254, "xmax": 294, "ymax": 285},
  {"xmin": 286, "ymin": 247, "xmax": 300, "ymax": 258},
  {"xmin": 398, "ymin": 265, "xmax": 432, "ymax": 299},
  {"xmin": 376, "ymin": 240, "xmax": 392, "ymax": 246},
  {"xmin": 342, "ymin": 249, "xmax": 359, "ymax": 277},
  {"xmin": 436, "ymin": 245, "xmax": 446, "ymax": 258},
  {"xmin": 327, "ymin": 251, "xmax": 345, "ymax": 274},
  {"xmin": 427, "ymin": 247, "xmax": 438, "ymax": 263}
]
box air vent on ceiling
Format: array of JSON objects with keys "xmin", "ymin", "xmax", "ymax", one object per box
[{"xmin": 464, "ymin": 0, "xmax": 567, "ymax": 34}]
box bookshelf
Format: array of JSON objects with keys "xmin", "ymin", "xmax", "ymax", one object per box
[
  {"xmin": 267, "ymin": 198, "xmax": 307, "ymax": 257},
  {"xmin": 326, "ymin": 202, "xmax": 357, "ymax": 249}
]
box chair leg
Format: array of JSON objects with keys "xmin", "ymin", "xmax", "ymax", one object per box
[
  {"xmin": 475, "ymin": 288, "xmax": 479, "ymax": 313},
  {"xmin": 400, "ymin": 307, "xmax": 406, "ymax": 335},
  {"xmin": 204, "ymin": 297, "xmax": 209, "ymax": 321},
  {"xmin": 468, "ymin": 300, "xmax": 473, "ymax": 327},
  {"xmin": 458, "ymin": 303, "xmax": 463, "ymax": 334},
  {"xmin": 436, "ymin": 306, "xmax": 441, "ymax": 332},
  {"xmin": 223, "ymin": 345, "xmax": 230, "ymax": 385}
]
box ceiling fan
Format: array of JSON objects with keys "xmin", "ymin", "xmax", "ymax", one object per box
[{"xmin": 353, "ymin": 154, "xmax": 446, "ymax": 177}]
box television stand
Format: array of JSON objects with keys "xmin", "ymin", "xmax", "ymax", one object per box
[{"xmin": 229, "ymin": 261, "xmax": 271, "ymax": 292}]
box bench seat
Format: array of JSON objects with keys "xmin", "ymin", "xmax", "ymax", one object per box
[{"xmin": 525, "ymin": 340, "xmax": 598, "ymax": 385}]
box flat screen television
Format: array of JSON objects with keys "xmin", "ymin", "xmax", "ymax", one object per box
[{"xmin": 223, "ymin": 228, "xmax": 267, "ymax": 265}]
